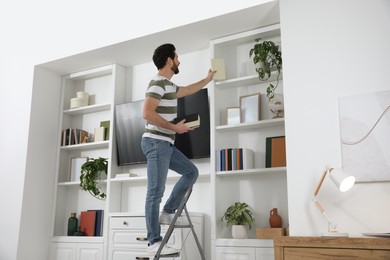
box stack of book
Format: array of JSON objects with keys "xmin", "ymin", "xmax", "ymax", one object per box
[
  {"xmin": 218, "ymin": 148, "xmax": 254, "ymax": 171},
  {"xmin": 79, "ymin": 209, "xmax": 104, "ymax": 236}
]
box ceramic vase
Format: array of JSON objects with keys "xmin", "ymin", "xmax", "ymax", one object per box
[
  {"xmin": 269, "ymin": 208, "xmax": 282, "ymax": 228},
  {"xmin": 232, "ymin": 225, "xmax": 248, "ymax": 239}
]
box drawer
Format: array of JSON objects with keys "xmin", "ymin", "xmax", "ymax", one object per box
[
  {"xmin": 110, "ymin": 216, "xmax": 146, "ymax": 230},
  {"xmin": 110, "ymin": 229, "xmax": 179, "ymax": 248}
]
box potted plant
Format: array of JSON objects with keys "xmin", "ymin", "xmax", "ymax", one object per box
[
  {"xmin": 80, "ymin": 157, "xmax": 108, "ymax": 200},
  {"xmin": 221, "ymin": 202, "xmax": 255, "ymax": 239},
  {"xmin": 249, "ymin": 38, "xmax": 282, "ymax": 101}
]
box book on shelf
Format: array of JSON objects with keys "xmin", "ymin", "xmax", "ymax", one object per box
[
  {"xmin": 87, "ymin": 209, "xmax": 104, "ymax": 236},
  {"xmin": 61, "ymin": 128, "xmax": 89, "ymax": 146},
  {"xmin": 80, "ymin": 211, "xmax": 96, "ymax": 236},
  {"xmin": 94, "ymin": 127, "xmax": 105, "ymax": 142},
  {"xmin": 211, "ymin": 58, "xmax": 226, "ymax": 80},
  {"xmin": 100, "ymin": 120, "xmax": 110, "ymax": 140},
  {"xmin": 266, "ymin": 136, "xmax": 286, "ymax": 168},
  {"xmin": 219, "ymin": 148, "xmax": 254, "ymax": 171},
  {"xmin": 173, "ymin": 113, "xmax": 200, "ymax": 128}
]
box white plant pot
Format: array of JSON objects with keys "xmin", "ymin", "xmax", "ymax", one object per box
[{"xmin": 231, "ymin": 225, "xmax": 248, "ymax": 239}]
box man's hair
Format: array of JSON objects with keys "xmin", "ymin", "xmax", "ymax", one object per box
[{"xmin": 153, "ymin": 43, "xmax": 176, "ymax": 69}]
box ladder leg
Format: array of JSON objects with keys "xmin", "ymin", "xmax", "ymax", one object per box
[
  {"xmin": 154, "ymin": 186, "xmax": 193, "ymax": 260},
  {"xmin": 184, "ymin": 205, "xmax": 206, "ymax": 260}
]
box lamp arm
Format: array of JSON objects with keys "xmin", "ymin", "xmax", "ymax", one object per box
[
  {"xmin": 313, "ymin": 167, "xmax": 338, "ymax": 231},
  {"xmin": 312, "ymin": 196, "xmax": 337, "ymax": 231}
]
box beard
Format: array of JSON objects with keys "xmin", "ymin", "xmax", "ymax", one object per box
[{"xmin": 171, "ymin": 64, "xmax": 179, "ymax": 74}]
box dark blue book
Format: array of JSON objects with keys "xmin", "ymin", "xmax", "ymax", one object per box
[{"xmin": 88, "ymin": 209, "xmax": 104, "ymax": 236}]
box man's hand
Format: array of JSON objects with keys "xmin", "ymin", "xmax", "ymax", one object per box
[{"xmin": 173, "ymin": 119, "xmax": 194, "ymax": 134}]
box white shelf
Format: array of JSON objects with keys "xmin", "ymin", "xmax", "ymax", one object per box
[
  {"xmin": 60, "ymin": 141, "xmax": 109, "ymax": 151},
  {"xmin": 69, "ymin": 64, "xmax": 113, "ymax": 80},
  {"xmin": 215, "ymin": 72, "xmax": 282, "ymax": 89},
  {"xmin": 216, "ymin": 118, "xmax": 284, "ymax": 132},
  {"xmin": 110, "ymin": 173, "xmax": 211, "ymax": 183},
  {"xmin": 63, "ymin": 103, "xmax": 111, "ymax": 115},
  {"xmin": 216, "ymin": 167, "xmax": 286, "ymax": 177},
  {"xmin": 58, "ymin": 179, "xmax": 107, "ymax": 186}
]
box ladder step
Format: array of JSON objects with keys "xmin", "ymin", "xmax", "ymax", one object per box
[{"xmin": 136, "ymin": 252, "xmax": 180, "ymax": 260}]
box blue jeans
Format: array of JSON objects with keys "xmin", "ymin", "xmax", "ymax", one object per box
[{"xmin": 141, "ymin": 137, "xmax": 199, "ymax": 245}]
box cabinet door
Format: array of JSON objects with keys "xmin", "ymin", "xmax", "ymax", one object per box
[
  {"xmin": 49, "ymin": 243, "xmax": 76, "ymax": 260},
  {"xmin": 76, "ymin": 243, "xmax": 103, "ymax": 260},
  {"xmin": 216, "ymin": 246, "xmax": 256, "ymax": 260},
  {"xmin": 255, "ymin": 248, "xmax": 274, "ymax": 260}
]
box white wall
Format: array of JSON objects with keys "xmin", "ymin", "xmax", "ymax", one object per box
[
  {"xmin": 0, "ymin": 1, "xmax": 266, "ymax": 260},
  {"xmin": 3, "ymin": 0, "xmax": 390, "ymax": 259},
  {"xmin": 280, "ymin": 0, "xmax": 390, "ymax": 236}
]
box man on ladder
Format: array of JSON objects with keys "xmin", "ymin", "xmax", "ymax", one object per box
[{"xmin": 141, "ymin": 43, "xmax": 215, "ymax": 257}]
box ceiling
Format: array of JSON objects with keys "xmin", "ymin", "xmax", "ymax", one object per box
[{"xmin": 38, "ymin": 2, "xmax": 280, "ymax": 76}]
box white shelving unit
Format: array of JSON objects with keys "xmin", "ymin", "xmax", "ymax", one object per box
[
  {"xmin": 49, "ymin": 64, "xmax": 126, "ymax": 260},
  {"xmin": 210, "ymin": 23, "xmax": 288, "ymax": 259}
]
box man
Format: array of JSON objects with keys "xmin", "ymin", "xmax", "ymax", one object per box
[{"xmin": 141, "ymin": 43, "xmax": 215, "ymax": 255}]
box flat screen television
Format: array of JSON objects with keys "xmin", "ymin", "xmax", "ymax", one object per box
[{"xmin": 115, "ymin": 88, "xmax": 210, "ymax": 166}]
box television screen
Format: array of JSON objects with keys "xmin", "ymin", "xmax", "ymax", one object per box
[
  {"xmin": 115, "ymin": 88, "xmax": 210, "ymax": 166},
  {"xmin": 115, "ymin": 100, "xmax": 147, "ymax": 166}
]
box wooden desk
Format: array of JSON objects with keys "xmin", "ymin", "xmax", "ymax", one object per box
[{"xmin": 274, "ymin": 236, "xmax": 390, "ymax": 259}]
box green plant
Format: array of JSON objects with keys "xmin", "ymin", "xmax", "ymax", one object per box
[
  {"xmin": 221, "ymin": 202, "xmax": 255, "ymax": 229},
  {"xmin": 249, "ymin": 38, "xmax": 282, "ymax": 100},
  {"xmin": 80, "ymin": 157, "xmax": 108, "ymax": 200}
]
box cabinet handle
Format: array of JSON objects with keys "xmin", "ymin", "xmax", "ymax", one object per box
[
  {"xmin": 136, "ymin": 237, "xmax": 148, "ymax": 241},
  {"xmin": 122, "ymin": 221, "xmax": 128, "ymax": 226},
  {"xmin": 135, "ymin": 257, "xmax": 149, "ymax": 260}
]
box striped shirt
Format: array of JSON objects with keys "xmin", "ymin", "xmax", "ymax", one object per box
[{"xmin": 142, "ymin": 74, "xmax": 179, "ymax": 144}]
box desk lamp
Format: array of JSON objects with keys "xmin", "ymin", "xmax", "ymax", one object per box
[{"xmin": 312, "ymin": 166, "xmax": 355, "ymax": 237}]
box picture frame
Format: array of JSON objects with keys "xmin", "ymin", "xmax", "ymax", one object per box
[
  {"xmin": 69, "ymin": 157, "xmax": 88, "ymax": 182},
  {"xmin": 226, "ymin": 107, "xmax": 241, "ymax": 125},
  {"xmin": 240, "ymin": 93, "xmax": 260, "ymax": 123}
]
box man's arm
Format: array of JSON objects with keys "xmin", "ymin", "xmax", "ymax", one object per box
[
  {"xmin": 142, "ymin": 96, "xmax": 192, "ymax": 134},
  {"xmin": 177, "ymin": 69, "xmax": 215, "ymax": 98}
]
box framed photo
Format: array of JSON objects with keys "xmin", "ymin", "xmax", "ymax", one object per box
[
  {"xmin": 226, "ymin": 107, "xmax": 241, "ymax": 125},
  {"xmin": 240, "ymin": 93, "xmax": 260, "ymax": 123},
  {"xmin": 69, "ymin": 157, "xmax": 88, "ymax": 182}
]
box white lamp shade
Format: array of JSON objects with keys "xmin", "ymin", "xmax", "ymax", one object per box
[{"xmin": 329, "ymin": 168, "xmax": 355, "ymax": 192}]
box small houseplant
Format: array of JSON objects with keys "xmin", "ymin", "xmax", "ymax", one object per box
[
  {"xmin": 221, "ymin": 202, "xmax": 255, "ymax": 239},
  {"xmin": 249, "ymin": 38, "xmax": 282, "ymax": 100},
  {"xmin": 80, "ymin": 157, "xmax": 108, "ymax": 200}
]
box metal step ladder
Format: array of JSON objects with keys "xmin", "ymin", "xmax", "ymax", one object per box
[{"xmin": 153, "ymin": 186, "xmax": 205, "ymax": 260}]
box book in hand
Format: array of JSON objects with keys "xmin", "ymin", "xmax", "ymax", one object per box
[{"xmin": 173, "ymin": 113, "xmax": 200, "ymax": 128}]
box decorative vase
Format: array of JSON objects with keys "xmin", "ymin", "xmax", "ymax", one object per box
[
  {"xmin": 269, "ymin": 208, "xmax": 282, "ymax": 228},
  {"xmin": 232, "ymin": 225, "xmax": 248, "ymax": 239},
  {"xmin": 268, "ymin": 94, "xmax": 284, "ymax": 119}
]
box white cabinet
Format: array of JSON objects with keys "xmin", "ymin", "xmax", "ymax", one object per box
[
  {"xmin": 215, "ymin": 240, "xmax": 274, "ymax": 260},
  {"xmin": 216, "ymin": 247, "xmax": 255, "ymax": 260},
  {"xmin": 216, "ymin": 246, "xmax": 274, "ymax": 260},
  {"xmin": 108, "ymin": 213, "xmax": 204, "ymax": 260},
  {"xmin": 49, "ymin": 238, "xmax": 103, "ymax": 260},
  {"xmin": 210, "ymin": 23, "xmax": 288, "ymax": 257}
]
